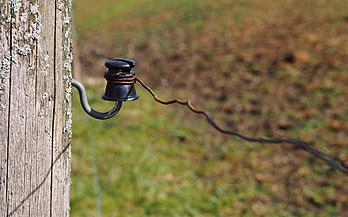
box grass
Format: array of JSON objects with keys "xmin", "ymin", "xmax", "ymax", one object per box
[
  {"xmin": 72, "ymin": 0, "xmax": 348, "ymax": 216},
  {"xmin": 74, "ymin": 0, "xmax": 249, "ymax": 49},
  {"xmin": 72, "ymin": 85, "xmax": 210, "ymax": 214},
  {"xmin": 71, "ymin": 84, "xmax": 246, "ymax": 216},
  {"xmin": 71, "ymin": 83, "xmax": 346, "ymax": 216}
]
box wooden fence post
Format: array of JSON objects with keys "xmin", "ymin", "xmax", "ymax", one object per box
[{"xmin": 0, "ymin": 0, "xmax": 73, "ymax": 216}]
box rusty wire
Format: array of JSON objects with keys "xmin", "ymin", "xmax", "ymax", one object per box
[
  {"xmin": 135, "ymin": 77, "xmax": 348, "ymax": 175},
  {"xmin": 105, "ymin": 76, "xmax": 136, "ymax": 85}
]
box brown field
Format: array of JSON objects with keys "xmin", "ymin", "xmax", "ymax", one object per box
[{"xmin": 73, "ymin": 0, "xmax": 348, "ymax": 215}]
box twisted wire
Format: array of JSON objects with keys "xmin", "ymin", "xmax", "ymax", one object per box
[{"xmin": 135, "ymin": 77, "xmax": 348, "ymax": 175}]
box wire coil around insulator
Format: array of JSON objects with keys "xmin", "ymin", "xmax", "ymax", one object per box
[{"xmin": 105, "ymin": 76, "xmax": 136, "ymax": 85}]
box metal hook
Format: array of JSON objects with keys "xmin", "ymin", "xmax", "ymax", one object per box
[{"xmin": 72, "ymin": 79, "xmax": 122, "ymax": 120}]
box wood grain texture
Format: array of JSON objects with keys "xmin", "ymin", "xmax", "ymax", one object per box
[
  {"xmin": 0, "ymin": 0, "xmax": 72, "ymax": 216},
  {"xmin": 51, "ymin": 0, "xmax": 73, "ymax": 216},
  {"xmin": 0, "ymin": 1, "xmax": 11, "ymax": 216}
]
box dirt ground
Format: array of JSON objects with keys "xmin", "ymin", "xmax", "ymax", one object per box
[
  {"xmin": 75, "ymin": 0, "xmax": 348, "ymax": 214},
  {"xmin": 78, "ymin": 0, "xmax": 348, "ymax": 152}
]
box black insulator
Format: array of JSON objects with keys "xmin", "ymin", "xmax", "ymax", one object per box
[{"xmin": 102, "ymin": 58, "xmax": 139, "ymax": 102}]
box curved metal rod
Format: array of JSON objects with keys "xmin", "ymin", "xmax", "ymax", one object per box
[{"xmin": 71, "ymin": 79, "xmax": 122, "ymax": 120}]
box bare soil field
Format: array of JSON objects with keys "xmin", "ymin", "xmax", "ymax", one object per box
[{"xmin": 74, "ymin": 0, "xmax": 348, "ymax": 215}]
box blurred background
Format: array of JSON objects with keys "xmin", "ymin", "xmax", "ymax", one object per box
[{"xmin": 71, "ymin": 0, "xmax": 348, "ymax": 216}]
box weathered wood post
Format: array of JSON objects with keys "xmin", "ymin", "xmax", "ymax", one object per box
[{"xmin": 1, "ymin": 0, "xmax": 73, "ymax": 216}]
